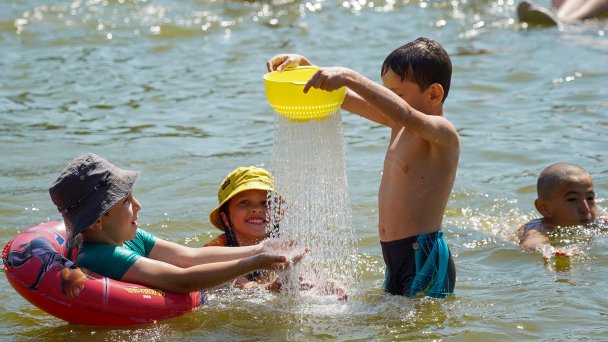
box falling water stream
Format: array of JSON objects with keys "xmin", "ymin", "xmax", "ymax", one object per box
[{"xmin": 269, "ymin": 109, "xmax": 360, "ymax": 297}]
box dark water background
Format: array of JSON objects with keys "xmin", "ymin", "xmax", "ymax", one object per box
[{"xmin": 1, "ymin": 0, "xmax": 607, "ymax": 340}]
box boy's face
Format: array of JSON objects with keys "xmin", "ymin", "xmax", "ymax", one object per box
[
  {"xmin": 381, "ymin": 68, "xmax": 430, "ymax": 114},
  {"xmin": 100, "ymin": 193, "xmax": 141, "ymax": 244},
  {"xmin": 537, "ymin": 174, "xmax": 597, "ymax": 226},
  {"xmin": 223, "ymin": 189, "xmax": 269, "ymax": 245}
]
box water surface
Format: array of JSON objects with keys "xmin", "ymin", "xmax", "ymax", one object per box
[{"xmin": 1, "ymin": 0, "xmax": 607, "ymax": 340}]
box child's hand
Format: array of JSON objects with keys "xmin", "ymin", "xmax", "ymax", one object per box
[
  {"xmin": 554, "ymin": 246, "xmax": 582, "ymax": 257},
  {"xmin": 263, "ymin": 278, "xmax": 283, "ymax": 292},
  {"xmin": 303, "ymin": 67, "xmax": 351, "ymax": 93},
  {"xmin": 540, "ymin": 244, "xmax": 583, "ymax": 258},
  {"xmin": 257, "ymin": 239, "xmax": 309, "ymax": 272},
  {"xmin": 261, "ymin": 237, "xmax": 298, "ymax": 251},
  {"xmin": 317, "ymin": 279, "xmax": 348, "ymax": 301},
  {"xmin": 262, "ymin": 238, "xmax": 309, "ymax": 260},
  {"xmin": 59, "ymin": 267, "xmax": 87, "ymax": 298},
  {"xmin": 266, "ymin": 54, "xmax": 312, "ymax": 72}
]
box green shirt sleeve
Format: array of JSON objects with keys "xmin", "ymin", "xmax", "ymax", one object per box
[
  {"xmin": 123, "ymin": 228, "xmax": 157, "ymax": 256},
  {"xmin": 76, "ymin": 229, "xmax": 157, "ymax": 280}
]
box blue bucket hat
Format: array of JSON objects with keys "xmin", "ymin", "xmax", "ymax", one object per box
[{"xmin": 49, "ymin": 153, "xmax": 140, "ymax": 240}]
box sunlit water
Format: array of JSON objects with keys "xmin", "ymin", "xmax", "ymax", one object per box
[{"xmin": 1, "ymin": 0, "xmax": 607, "ymax": 340}]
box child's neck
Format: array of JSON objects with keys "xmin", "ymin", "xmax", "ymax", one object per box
[{"xmin": 81, "ymin": 231, "xmax": 125, "ymax": 246}]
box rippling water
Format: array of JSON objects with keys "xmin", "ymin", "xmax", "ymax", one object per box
[{"xmin": 1, "ymin": 0, "xmax": 607, "ymax": 340}]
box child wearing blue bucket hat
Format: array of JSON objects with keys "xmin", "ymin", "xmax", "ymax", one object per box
[{"xmin": 49, "ymin": 153, "xmax": 306, "ymax": 294}]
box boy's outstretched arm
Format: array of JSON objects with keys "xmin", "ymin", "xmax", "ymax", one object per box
[
  {"xmin": 305, "ymin": 67, "xmax": 459, "ymax": 148},
  {"xmin": 266, "ymin": 54, "xmax": 393, "ymax": 127},
  {"xmin": 518, "ymin": 225, "xmax": 581, "ymax": 257}
]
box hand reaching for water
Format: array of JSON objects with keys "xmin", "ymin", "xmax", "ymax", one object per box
[
  {"xmin": 541, "ymin": 244, "xmax": 583, "ymax": 258},
  {"xmin": 263, "ymin": 276, "xmax": 347, "ymax": 300},
  {"xmin": 317, "ymin": 279, "xmax": 348, "ymax": 301},
  {"xmin": 554, "ymin": 246, "xmax": 582, "ymax": 257},
  {"xmin": 259, "ymin": 238, "xmax": 309, "ymax": 271}
]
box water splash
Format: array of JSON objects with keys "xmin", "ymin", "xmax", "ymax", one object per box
[{"xmin": 268, "ymin": 110, "xmax": 359, "ymax": 297}]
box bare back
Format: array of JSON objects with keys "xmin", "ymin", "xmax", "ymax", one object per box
[{"xmin": 378, "ymin": 126, "xmax": 459, "ymax": 242}]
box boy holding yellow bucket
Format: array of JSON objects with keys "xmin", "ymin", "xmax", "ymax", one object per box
[{"xmin": 266, "ymin": 37, "xmax": 459, "ymax": 298}]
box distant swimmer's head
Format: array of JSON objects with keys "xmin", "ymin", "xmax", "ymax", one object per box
[{"xmin": 534, "ymin": 162, "xmax": 597, "ymax": 226}]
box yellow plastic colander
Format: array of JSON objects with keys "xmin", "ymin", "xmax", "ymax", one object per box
[{"xmin": 263, "ymin": 66, "xmax": 347, "ymax": 122}]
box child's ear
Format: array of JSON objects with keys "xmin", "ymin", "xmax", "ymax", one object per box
[
  {"xmin": 220, "ymin": 212, "xmax": 231, "ymax": 229},
  {"xmin": 534, "ymin": 198, "xmax": 551, "ymax": 218},
  {"xmin": 428, "ymin": 83, "xmax": 444, "ymax": 105},
  {"xmin": 87, "ymin": 219, "xmax": 103, "ymax": 232},
  {"xmin": 80, "ymin": 220, "xmax": 102, "ymax": 239}
]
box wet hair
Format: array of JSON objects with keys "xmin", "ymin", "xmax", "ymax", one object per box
[
  {"xmin": 381, "ymin": 37, "xmax": 452, "ymax": 102},
  {"xmin": 219, "ymin": 206, "xmax": 240, "ymax": 247},
  {"xmin": 537, "ymin": 162, "xmax": 590, "ymax": 199}
]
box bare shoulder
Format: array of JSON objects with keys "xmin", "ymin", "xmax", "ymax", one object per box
[
  {"xmin": 424, "ymin": 114, "xmax": 460, "ymax": 151},
  {"xmin": 518, "ymin": 219, "xmax": 553, "ymax": 251},
  {"xmin": 516, "ymin": 223, "xmax": 527, "ymax": 241},
  {"xmin": 519, "ymin": 218, "xmax": 546, "ymax": 234},
  {"xmin": 518, "ymin": 218, "xmax": 551, "ymax": 244}
]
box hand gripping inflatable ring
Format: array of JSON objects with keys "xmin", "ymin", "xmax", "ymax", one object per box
[{"xmin": 2, "ymin": 220, "xmax": 204, "ymax": 326}]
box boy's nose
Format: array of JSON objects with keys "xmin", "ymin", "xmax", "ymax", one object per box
[
  {"xmin": 579, "ymin": 200, "xmax": 591, "ymax": 214},
  {"xmin": 133, "ymin": 197, "xmax": 143, "ymax": 211}
]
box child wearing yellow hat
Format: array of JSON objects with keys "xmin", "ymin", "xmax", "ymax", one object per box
[
  {"xmin": 205, "ymin": 166, "xmax": 347, "ymax": 299},
  {"xmin": 206, "ymin": 166, "xmax": 278, "ymax": 248},
  {"xmin": 205, "ymin": 166, "xmax": 282, "ymax": 289}
]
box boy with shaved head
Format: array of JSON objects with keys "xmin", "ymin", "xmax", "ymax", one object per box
[{"xmin": 518, "ymin": 162, "xmax": 604, "ymax": 256}]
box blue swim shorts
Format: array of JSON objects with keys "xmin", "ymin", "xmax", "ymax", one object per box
[{"xmin": 381, "ymin": 231, "xmax": 455, "ymax": 298}]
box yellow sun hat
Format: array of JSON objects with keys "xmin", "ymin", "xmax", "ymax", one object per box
[{"xmin": 209, "ymin": 166, "xmax": 276, "ymax": 230}]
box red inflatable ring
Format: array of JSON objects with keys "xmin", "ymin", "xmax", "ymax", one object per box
[{"xmin": 2, "ymin": 220, "xmax": 204, "ymax": 326}]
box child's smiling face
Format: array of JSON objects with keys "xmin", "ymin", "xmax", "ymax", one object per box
[
  {"xmin": 100, "ymin": 193, "xmax": 141, "ymax": 245},
  {"xmin": 224, "ymin": 189, "xmax": 269, "ymax": 245}
]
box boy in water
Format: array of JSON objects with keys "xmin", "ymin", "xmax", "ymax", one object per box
[
  {"xmin": 517, "ymin": 162, "xmax": 604, "ymax": 256},
  {"xmin": 50, "ymin": 153, "xmax": 305, "ymax": 295},
  {"xmin": 266, "ymin": 37, "xmax": 459, "ymax": 297}
]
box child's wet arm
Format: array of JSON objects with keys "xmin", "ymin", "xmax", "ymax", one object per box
[
  {"xmin": 520, "ymin": 229, "xmax": 550, "ymax": 252},
  {"xmin": 343, "ymin": 71, "xmax": 457, "ymax": 145},
  {"xmin": 342, "ymin": 91, "xmax": 395, "ymax": 127},
  {"xmin": 122, "ymin": 255, "xmax": 268, "ymax": 293},
  {"xmin": 149, "ymin": 239, "xmax": 262, "ymax": 267}
]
